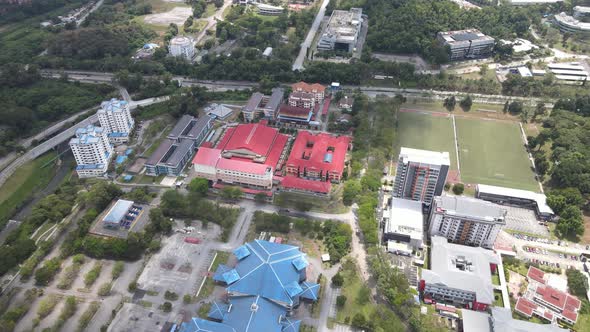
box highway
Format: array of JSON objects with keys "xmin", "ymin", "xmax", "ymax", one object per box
[
  {"xmin": 292, "ymin": 0, "xmax": 331, "ymax": 71},
  {"xmin": 0, "ymin": 95, "xmax": 168, "ymax": 188}
]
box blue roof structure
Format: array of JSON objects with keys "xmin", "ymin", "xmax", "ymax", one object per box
[
  {"xmin": 123, "ymin": 175, "xmax": 133, "ymax": 181},
  {"xmin": 233, "ymin": 246, "xmax": 251, "ymax": 260},
  {"xmin": 208, "ymin": 301, "xmax": 230, "ymax": 321},
  {"xmin": 227, "ymin": 240, "xmax": 309, "ymax": 306},
  {"xmin": 222, "ymin": 270, "xmax": 240, "ymax": 285},
  {"xmin": 76, "ymin": 164, "xmax": 104, "ymax": 170},
  {"xmin": 213, "ymin": 264, "xmax": 232, "ymax": 283},
  {"xmin": 179, "ymin": 318, "xmax": 236, "ymax": 332},
  {"xmin": 299, "ymin": 282, "xmax": 320, "ymax": 301},
  {"xmin": 182, "ymin": 296, "xmax": 302, "ymax": 332},
  {"xmin": 115, "ymin": 155, "xmax": 128, "ymax": 165},
  {"xmin": 108, "ymin": 132, "xmax": 129, "ymax": 138},
  {"xmin": 291, "ymin": 257, "xmax": 308, "ymax": 271},
  {"xmin": 102, "ymin": 199, "xmax": 134, "ymax": 224},
  {"xmin": 125, "ymin": 148, "xmax": 133, "ymax": 155}
]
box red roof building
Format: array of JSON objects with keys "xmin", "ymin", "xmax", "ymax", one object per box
[
  {"xmin": 192, "ymin": 123, "xmax": 288, "ymax": 189},
  {"xmin": 280, "ymin": 176, "xmax": 332, "ymax": 195},
  {"xmin": 527, "ymin": 266, "xmax": 546, "ymax": 285},
  {"xmin": 286, "ymin": 131, "xmax": 351, "ymax": 182},
  {"xmin": 291, "ymin": 82, "xmax": 325, "ymax": 104},
  {"xmin": 515, "ymin": 297, "xmax": 537, "ymax": 317}
]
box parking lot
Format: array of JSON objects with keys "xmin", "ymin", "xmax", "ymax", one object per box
[
  {"xmin": 136, "ymin": 221, "xmax": 221, "ymax": 297},
  {"xmin": 503, "ymin": 206, "xmax": 549, "ymax": 237}
]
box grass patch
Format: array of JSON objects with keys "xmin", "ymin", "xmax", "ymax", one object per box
[
  {"xmin": 197, "ymin": 302, "xmax": 211, "ymax": 318},
  {"xmin": 455, "ymin": 117, "xmax": 538, "ymax": 191},
  {"xmin": 32, "ymin": 222, "xmax": 55, "ymax": 242},
  {"xmin": 76, "ymin": 301, "xmax": 100, "ymax": 332},
  {"xmin": 203, "ymin": 3, "xmax": 217, "ymax": 17},
  {"xmin": 493, "ymin": 290, "xmax": 504, "ymax": 307},
  {"xmin": 273, "ymin": 189, "xmax": 347, "ymax": 214},
  {"xmin": 575, "ymin": 312, "xmax": 590, "ymax": 332},
  {"xmin": 197, "ymin": 251, "xmax": 230, "ymax": 299},
  {"xmin": 394, "ymin": 111, "xmax": 458, "ymax": 170},
  {"xmin": 492, "ymin": 271, "xmax": 500, "ymax": 286},
  {"xmin": 335, "ymin": 259, "xmax": 374, "ymax": 324},
  {"xmin": 0, "ymin": 151, "xmax": 57, "ymax": 227}
]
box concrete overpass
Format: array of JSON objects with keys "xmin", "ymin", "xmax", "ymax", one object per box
[{"xmin": 0, "ymin": 95, "xmax": 169, "ymax": 188}]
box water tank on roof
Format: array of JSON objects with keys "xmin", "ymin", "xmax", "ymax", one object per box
[{"xmin": 323, "ymin": 153, "xmax": 333, "ymax": 163}]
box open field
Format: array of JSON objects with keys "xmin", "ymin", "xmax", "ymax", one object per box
[
  {"xmin": 455, "ymin": 117, "xmax": 538, "ymax": 191},
  {"xmin": 395, "ymin": 110, "xmax": 457, "ymax": 170},
  {"xmin": 394, "ymin": 108, "xmax": 538, "ymax": 191},
  {"xmin": 0, "ymin": 152, "xmax": 57, "ymax": 226}
]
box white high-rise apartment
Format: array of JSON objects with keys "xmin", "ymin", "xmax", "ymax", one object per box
[
  {"xmin": 97, "ymin": 98, "xmax": 134, "ymax": 144},
  {"xmin": 429, "ymin": 194, "xmax": 507, "ymax": 249},
  {"xmin": 169, "ymin": 36, "xmax": 195, "ymax": 60},
  {"xmin": 70, "ymin": 125, "xmax": 114, "ymax": 178},
  {"xmin": 393, "ymin": 147, "xmax": 450, "ymax": 206}
]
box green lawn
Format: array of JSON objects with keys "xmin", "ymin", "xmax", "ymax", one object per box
[
  {"xmin": 455, "ymin": 117, "xmax": 538, "ymax": 191},
  {"xmin": 395, "ymin": 111, "xmax": 458, "ymax": 170},
  {"xmin": 0, "ymin": 152, "xmax": 57, "ymax": 227},
  {"xmin": 493, "ymin": 290, "xmax": 504, "ymax": 307},
  {"xmin": 335, "ymin": 260, "xmax": 375, "ymax": 324}
]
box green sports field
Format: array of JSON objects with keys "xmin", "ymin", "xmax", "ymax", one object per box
[
  {"xmin": 455, "ymin": 117, "xmax": 538, "ymax": 191},
  {"xmin": 394, "ymin": 111, "xmax": 458, "ymax": 170},
  {"xmin": 395, "ymin": 110, "xmax": 539, "ymax": 192}
]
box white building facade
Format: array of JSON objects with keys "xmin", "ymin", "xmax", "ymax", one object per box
[
  {"xmin": 70, "ymin": 125, "xmax": 114, "ymax": 178},
  {"xmin": 428, "ymin": 194, "xmax": 507, "ymax": 249},
  {"xmin": 393, "ymin": 147, "xmax": 450, "ymax": 206},
  {"xmin": 169, "ymin": 36, "xmax": 195, "ymax": 60},
  {"xmin": 97, "ymin": 98, "xmax": 134, "ymax": 144}
]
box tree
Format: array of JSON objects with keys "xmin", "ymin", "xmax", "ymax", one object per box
[
  {"xmin": 460, "ymin": 95, "xmax": 473, "ymax": 112},
  {"xmin": 533, "ymin": 102, "xmax": 546, "ymax": 121},
  {"xmin": 443, "ymin": 96, "xmax": 456, "ymax": 112},
  {"xmin": 343, "ymin": 180, "xmax": 361, "ymax": 206},
  {"xmin": 184, "ymin": 16, "xmax": 194, "ymax": 30},
  {"xmin": 214, "ymin": 0, "xmax": 224, "ymax": 8},
  {"xmin": 332, "ymin": 273, "xmax": 344, "ymax": 287},
  {"xmin": 188, "ymin": 178, "xmax": 209, "ymax": 196},
  {"xmin": 336, "ymin": 295, "xmax": 347, "ymax": 308},
  {"xmin": 566, "ymin": 269, "xmax": 588, "ymax": 297},
  {"xmin": 183, "ymin": 294, "xmax": 193, "ymax": 304},
  {"xmin": 220, "ymin": 186, "xmax": 242, "ymax": 201},
  {"xmin": 556, "ymin": 205, "xmax": 584, "ymax": 238},
  {"xmin": 503, "ymin": 101, "xmax": 510, "ymax": 114},
  {"xmin": 351, "ymin": 313, "xmax": 368, "ymax": 328},
  {"xmin": 254, "ymin": 192, "xmax": 268, "ymax": 203},
  {"xmin": 452, "ymin": 183, "xmax": 464, "ymax": 195},
  {"xmin": 508, "ymin": 101, "xmax": 523, "ymax": 114},
  {"xmin": 162, "ymin": 301, "xmax": 172, "ymax": 312},
  {"xmin": 128, "ymin": 281, "xmax": 138, "ymax": 292}
]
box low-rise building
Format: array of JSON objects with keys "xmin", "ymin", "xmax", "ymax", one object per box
[
  {"xmin": 384, "ymin": 198, "xmax": 424, "ymax": 254},
  {"xmin": 70, "ymin": 125, "xmax": 114, "ymax": 178},
  {"xmin": 192, "ymin": 123, "xmax": 289, "ymax": 189},
  {"xmin": 278, "ymin": 176, "xmax": 332, "ymax": 196},
  {"xmin": 277, "ymin": 105, "xmax": 314, "ymax": 127},
  {"xmin": 288, "ymin": 91, "xmax": 316, "ymax": 109},
  {"xmin": 102, "ymin": 199, "xmax": 141, "ymax": 229},
  {"xmin": 437, "ymin": 29, "xmax": 495, "ymax": 61},
  {"xmin": 419, "ymin": 236, "xmax": 499, "ymax": 311},
  {"xmin": 291, "ymin": 81, "xmax": 325, "ymax": 104},
  {"xmin": 428, "ymin": 194, "xmax": 507, "ymax": 249},
  {"xmin": 241, "ymin": 88, "xmax": 284, "ymax": 121},
  {"xmin": 554, "ymin": 11, "xmax": 590, "ymax": 34},
  {"xmin": 338, "ymin": 95, "xmax": 354, "ymax": 110},
  {"xmin": 285, "ymin": 131, "xmax": 351, "ymax": 182},
  {"xmin": 515, "ymin": 266, "xmax": 582, "ymax": 325},
  {"xmin": 317, "ymin": 8, "xmax": 363, "ymax": 53},
  {"xmin": 462, "ymin": 307, "xmax": 568, "ymax": 332},
  {"xmin": 97, "ymin": 98, "xmax": 134, "ymax": 144},
  {"xmin": 145, "ymin": 138, "xmax": 194, "ymax": 176},
  {"xmin": 205, "ymin": 103, "xmax": 233, "ymax": 120},
  {"xmin": 546, "ymin": 62, "xmax": 590, "ymax": 82},
  {"xmin": 254, "ymin": 2, "xmax": 284, "ymax": 15},
  {"xmin": 167, "ymin": 114, "xmax": 213, "ymax": 147},
  {"xmin": 181, "ymin": 240, "xmax": 319, "ymax": 332},
  {"xmin": 475, "ymin": 184, "xmax": 554, "ymax": 220}
]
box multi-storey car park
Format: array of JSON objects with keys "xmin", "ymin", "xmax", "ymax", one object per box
[
  {"xmin": 393, "ymin": 147, "xmax": 450, "ymax": 206},
  {"xmin": 428, "ymin": 194, "xmax": 507, "ymax": 250},
  {"xmin": 436, "ymin": 29, "xmax": 495, "ymax": 61},
  {"xmin": 475, "ymin": 184, "xmax": 554, "ymax": 220}
]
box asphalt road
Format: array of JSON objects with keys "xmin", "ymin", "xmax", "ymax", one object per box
[{"xmin": 292, "ymin": 0, "xmax": 331, "ymax": 71}]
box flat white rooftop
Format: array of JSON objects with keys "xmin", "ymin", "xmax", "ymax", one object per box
[
  {"xmin": 386, "ymin": 198, "xmax": 424, "ymax": 239},
  {"xmin": 399, "ymin": 147, "xmax": 451, "ymax": 166}
]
